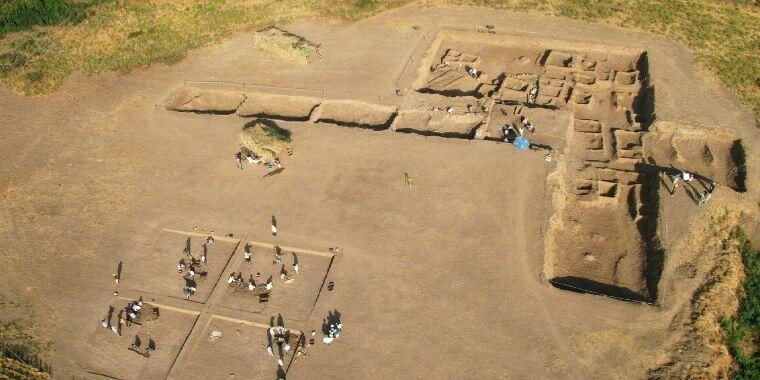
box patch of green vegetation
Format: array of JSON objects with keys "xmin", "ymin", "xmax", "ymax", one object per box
[
  {"xmin": 556, "ymin": 0, "xmax": 622, "ymax": 19},
  {"xmin": 0, "ymin": 320, "xmax": 50, "ymax": 375},
  {"xmin": 0, "ymin": 52, "xmax": 27, "ymax": 76},
  {"xmin": 262, "ymin": 124, "xmax": 292, "ymax": 143},
  {"xmin": 0, "ymin": 0, "xmax": 757, "ymax": 121},
  {"xmin": 721, "ymin": 228, "xmax": 760, "ymax": 379},
  {"xmin": 434, "ymin": 0, "xmax": 760, "ymax": 119},
  {"xmin": 0, "ymin": 0, "xmax": 98, "ymax": 38}
]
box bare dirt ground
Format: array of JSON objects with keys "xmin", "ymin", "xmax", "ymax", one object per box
[{"xmin": 1, "ymin": 5, "xmax": 758, "ymax": 379}]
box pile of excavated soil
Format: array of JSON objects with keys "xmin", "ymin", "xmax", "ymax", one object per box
[{"xmin": 649, "ymin": 208, "xmax": 747, "ymax": 378}]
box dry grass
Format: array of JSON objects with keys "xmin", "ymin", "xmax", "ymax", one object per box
[
  {"xmin": 650, "ymin": 205, "xmax": 747, "ymax": 378},
  {"xmin": 428, "ymin": 0, "xmax": 760, "ymax": 121},
  {"xmin": 239, "ymin": 120, "xmax": 292, "ymax": 162},
  {"xmin": 0, "ymin": 0, "xmax": 758, "ymax": 119},
  {"xmin": 253, "ymin": 27, "xmax": 314, "ymax": 67}
]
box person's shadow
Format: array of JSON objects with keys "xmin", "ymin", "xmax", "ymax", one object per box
[
  {"xmin": 322, "ymin": 309, "xmax": 342, "ymax": 334},
  {"xmin": 106, "ymin": 306, "xmax": 114, "ymax": 327}
]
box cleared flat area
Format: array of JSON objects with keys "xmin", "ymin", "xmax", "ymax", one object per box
[
  {"xmin": 122, "ymin": 231, "xmax": 239, "ymax": 302},
  {"xmin": 1, "ymin": 5, "xmax": 756, "ymax": 379},
  {"xmin": 81, "ymin": 307, "xmax": 198, "ymax": 379},
  {"xmin": 171, "ymin": 317, "xmax": 296, "ymax": 380}
]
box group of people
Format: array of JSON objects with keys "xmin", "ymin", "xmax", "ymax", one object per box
[
  {"xmin": 322, "ymin": 322, "xmax": 343, "ymax": 345},
  {"xmin": 228, "ymin": 271, "xmax": 274, "ymax": 294},
  {"xmin": 228, "ymin": 245, "xmax": 302, "ymax": 300},
  {"xmin": 670, "ymin": 170, "xmax": 716, "ymax": 206},
  {"xmin": 235, "ymin": 148, "xmax": 283, "ymax": 171},
  {"xmin": 503, "ymin": 115, "xmax": 535, "ymax": 142},
  {"xmin": 178, "ymin": 241, "xmax": 210, "ymax": 300},
  {"xmin": 101, "ymin": 298, "xmax": 145, "ymax": 336},
  {"xmin": 266, "ymin": 314, "xmax": 344, "ymax": 370},
  {"xmin": 267, "ymin": 325, "xmax": 296, "ymax": 367}
]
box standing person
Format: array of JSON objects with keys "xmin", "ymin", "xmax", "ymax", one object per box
[
  {"xmin": 271, "ymin": 216, "xmax": 278, "ymax": 236},
  {"xmin": 235, "ymin": 152, "xmax": 243, "ymax": 170},
  {"xmin": 404, "ymin": 173, "xmax": 413, "ymax": 190},
  {"xmin": 273, "ymin": 245, "xmax": 282, "ymax": 264},
  {"xmin": 698, "ymin": 190, "xmax": 712, "ymax": 206},
  {"xmin": 671, "ymin": 171, "xmax": 694, "ymax": 196}
]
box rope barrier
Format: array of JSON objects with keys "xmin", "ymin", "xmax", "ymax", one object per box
[{"xmin": 182, "ymin": 80, "xmax": 384, "ymax": 102}]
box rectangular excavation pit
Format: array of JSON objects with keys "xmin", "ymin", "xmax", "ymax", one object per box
[
  {"xmin": 545, "ymin": 51, "xmax": 574, "ymax": 68},
  {"xmin": 170, "ymin": 316, "xmax": 301, "ymax": 380},
  {"xmin": 122, "ymin": 229, "xmax": 240, "ymax": 303},
  {"xmin": 615, "ymin": 70, "xmax": 638, "ymax": 85},
  {"xmin": 644, "ymin": 121, "xmax": 747, "ymax": 192},
  {"xmin": 409, "ymin": 31, "xmax": 660, "ymax": 301},
  {"xmin": 216, "ymin": 242, "xmax": 335, "ymax": 320},
  {"xmin": 81, "ymin": 305, "xmax": 198, "ymax": 379}
]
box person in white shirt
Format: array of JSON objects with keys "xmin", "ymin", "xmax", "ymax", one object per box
[{"xmin": 671, "ymin": 171, "xmax": 694, "ymax": 196}]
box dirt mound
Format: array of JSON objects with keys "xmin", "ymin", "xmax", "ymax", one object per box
[
  {"xmin": 165, "ymin": 86, "xmax": 246, "ymax": 114},
  {"xmin": 649, "ymin": 209, "xmax": 746, "ymax": 378},
  {"xmin": 253, "ymin": 27, "xmax": 320, "ymax": 67},
  {"xmin": 236, "ymin": 92, "xmax": 320, "ymax": 120},
  {"xmin": 313, "ymin": 100, "xmax": 396, "ymax": 129}
]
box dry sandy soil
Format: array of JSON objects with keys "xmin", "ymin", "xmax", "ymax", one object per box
[{"xmin": 1, "ymin": 5, "xmax": 758, "ymax": 379}]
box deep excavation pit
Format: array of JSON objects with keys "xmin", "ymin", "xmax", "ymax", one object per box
[{"xmin": 163, "ymin": 30, "xmax": 749, "ymax": 302}]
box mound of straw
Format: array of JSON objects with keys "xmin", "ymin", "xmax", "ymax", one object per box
[
  {"xmin": 253, "ymin": 27, "xmax": 314, "ymax": 67},
  {"xmin": 239, "ymin": 121, "xmax": 292, "ymax": 162}
]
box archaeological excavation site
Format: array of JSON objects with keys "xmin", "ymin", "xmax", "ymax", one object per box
[
  {"xmin": 164, "ymin": 29, "xmax": 747, "ymax": 304},
  {"xmin": 3, "ymin": 4, "xmax": 758, "ymax": 379}
]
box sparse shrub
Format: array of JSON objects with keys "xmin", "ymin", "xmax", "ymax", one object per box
[
  {"xmin": 0, "ymin": 52, "xmax": 27, "ymax": 76},
  {"xmin": 0, "ymin": 0, "xmax": 96, "ymax": 37},
  {"xmin": 721, "ymin": 228, "xmax": 760, "ymax": 379},
  {"xmin": 0, "ymin": 320, "xmax": 50, "ymax": 376}
]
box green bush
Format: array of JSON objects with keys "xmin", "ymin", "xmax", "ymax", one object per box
[
  {"xmin": 0, "ymin": 321, "xmax": 49, "ymax": 374},
  {"xmin": 0, "ymin": 0, "xmax": 97, "ymax": 37},
  {"xmin": 262, "ymin": 124, "xmax": 292, "ymax": 143},
  {"xmin": 721, "ymin": 228, "xmax": 760, "ymax": 379}
]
